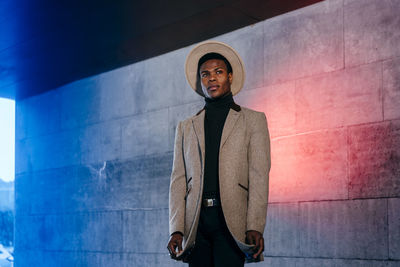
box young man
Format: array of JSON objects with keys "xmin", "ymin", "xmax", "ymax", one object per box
[{"xmin": 167, "ymin": 41, "xmax": 271, "ymax": 266}]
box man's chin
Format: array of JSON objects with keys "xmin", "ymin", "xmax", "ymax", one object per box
[
  {"xmin": 203, "ymin": 90, "xmax": 218, "ymax": 99},
  {"xmin": 208, "ymin": 92, "xmax": 219, "ymax": 98},
  {"xmin": 206, "ymin": 93, "xmax": 221, "ymax": 100},
  {"xmin": 208, "ymin": 90, "xmax": 232, "ymax": 99},
  {"xmin": 203, "ymin": 88, "xmax": 230, "ymax": 99}
]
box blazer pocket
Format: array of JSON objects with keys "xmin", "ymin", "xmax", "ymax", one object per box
[
  {"xmin": 184, "ymin": 177, "xmax": 193, "ymax": 200},
  {"xmin": 184, "ymin": 185, "xmax": 192, "ymax": 200},
  {"xmin": 238, "ymin": 183, "xmax": 249, "ymax": 191}
]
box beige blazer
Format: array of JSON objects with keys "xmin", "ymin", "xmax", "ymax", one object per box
[{"xmin": 169, "ymin": 105, "xmax": 271, "ymax": 259}]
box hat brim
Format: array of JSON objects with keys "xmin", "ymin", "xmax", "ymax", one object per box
[{"xmin": 185, "ymin": 41, "xmax": 245, "ymax": 97}]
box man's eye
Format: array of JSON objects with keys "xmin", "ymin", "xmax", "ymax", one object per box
[{"xmin": 216, "ymin": 70, "xmax": 222, "ymax": 74}]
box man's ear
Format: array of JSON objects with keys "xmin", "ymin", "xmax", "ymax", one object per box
[{"xmin": 228, "ymin": 72, "xmax": 233, "ymax": 84}]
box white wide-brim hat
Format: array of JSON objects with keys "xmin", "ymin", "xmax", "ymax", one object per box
[{"xmin": 184, "ymin": 41, "xmax": 246, "ymax": 97}]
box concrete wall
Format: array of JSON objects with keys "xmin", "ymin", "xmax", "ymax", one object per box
[{"xmin": 14, "ymin": 0, "xmax": 400, "ymax": 266}]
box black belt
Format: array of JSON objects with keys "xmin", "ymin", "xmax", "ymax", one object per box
[{"xmin": 202, "ymin": 198, "xmax": 220, "ymax": 207}]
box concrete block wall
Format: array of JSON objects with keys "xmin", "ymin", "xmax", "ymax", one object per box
[{"xmin": 14, "ymin": 0, "xmax": 400, "ymax": 266}]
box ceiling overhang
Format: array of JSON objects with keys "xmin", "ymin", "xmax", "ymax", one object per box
[{"xmin": 0, "ymin": 0, "xmax": 323, "ymax": 100}]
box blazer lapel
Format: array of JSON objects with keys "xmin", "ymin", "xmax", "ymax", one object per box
[
  {"xmin": 220, "ymin": 108, "xmax": 241, "ymax": 149},
  {"xmin": 191, "ymin": 107, "xmax": 241, "ymax": 164},
  {"xmin": 192, "ymin": 109, "xmax": 205, "ymax": 166}
]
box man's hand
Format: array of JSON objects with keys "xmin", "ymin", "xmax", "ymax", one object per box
[
  {"xmin": 167, "ymin": 232, "xmax": 183, "ymax": 260},
  {"xmin": 246, "ymin": 230, "xmax": 264, "ymax": 259}
]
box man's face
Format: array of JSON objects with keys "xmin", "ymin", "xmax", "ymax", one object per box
[{"xmin": 199, "ymin": 59, "xmax": 233, "ymax": 99}]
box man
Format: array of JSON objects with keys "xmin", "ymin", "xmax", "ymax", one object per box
[{"xmin": 167, "ymin": 41, "xmax": 271, "ymax": 266}]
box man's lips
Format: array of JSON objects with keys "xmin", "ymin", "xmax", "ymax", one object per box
[{"xmin": 207, "ymin": 85, "xmax": 219, "ymax": 91}]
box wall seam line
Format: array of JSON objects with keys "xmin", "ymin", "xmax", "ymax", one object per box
[
  {"xmin": 346, "ymin": 125, "xmax": 350, "ymax": 200},
  {"xmin": 387, "ymin": 198, "xmax": 389, "ymax": 259}
]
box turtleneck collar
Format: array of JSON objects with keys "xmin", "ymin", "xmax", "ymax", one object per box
[{"xmin": 204, "ymin": 92, "xmax": 234, "ymax": 110}]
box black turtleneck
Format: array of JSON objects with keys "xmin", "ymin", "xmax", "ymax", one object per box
[{"xmin": 203, "ymin": 92, "xmax": 234, "ymax": 199}]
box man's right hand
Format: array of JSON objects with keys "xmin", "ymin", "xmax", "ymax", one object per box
[{"xmin": 167, "ymin": 232, "xmax": 183, "ymax": 260}]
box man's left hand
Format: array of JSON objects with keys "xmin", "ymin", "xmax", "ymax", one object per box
[{"xmin": 246, "ymin": 230, "xmax": 264, "ymax": 259}]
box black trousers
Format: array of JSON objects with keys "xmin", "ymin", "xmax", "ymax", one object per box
[{"xmin": 188, "ymin": 205, "xmax": 245, "ymax": 267}]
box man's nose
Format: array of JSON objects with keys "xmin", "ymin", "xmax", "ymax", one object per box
[{"xmin": 209, "ymin": 73, "xmax": 216, "ymax": 81}]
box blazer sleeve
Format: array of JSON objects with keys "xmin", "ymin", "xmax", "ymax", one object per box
[
  {"xmin": 169, "ymin": 121, "xmax": 187, "ymax": 235},
  {"xmin": 246, "ymin": 112, "xmax": 271, "ymax": 234}
]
